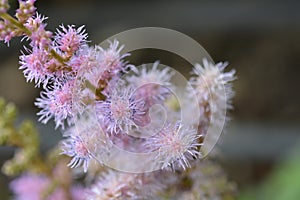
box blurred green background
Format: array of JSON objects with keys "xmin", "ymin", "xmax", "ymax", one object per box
[{"xmin": 1, "ymin": 0, "xmax": 300, "ymax": 199}]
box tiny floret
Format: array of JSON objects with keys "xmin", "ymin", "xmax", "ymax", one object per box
[
  {"xmin": 127, "ymin": 62, "xmax": 174, "ymax": 107},
  {"xmin": 55, "ymin": 25, "xmax": 88, "ymax": 55},
  {"xmin": 98, "ymin": 40, "xmax": 130, "ymax": 80},
  {"xmin": 62, "ymin": 135, "xmax": 92, "ymax": 173},
  {"xmin": 145, "ymin": 122, "xmax": 202, "ymax": 170},
  {"xmin": 35, "ymin": 80, "xmax": 76, "ymax": 129},
  {"xmin": 96, "ymin": 87, "xmax": 145, "ymax": 134}
]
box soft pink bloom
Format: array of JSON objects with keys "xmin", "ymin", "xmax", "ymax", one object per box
[
  {"xmin": 35, "ymin": 80, "xmax": 77, "ymax": 129},
  {"xmin": 24, "ymin": 13, "xmax": 52, "ymax": 48},
  {"xmin": 55, "ymin": 25, "xmax": 87, "ymax": 55},
  {"xmin": 190, "ymin": 59, "xmax": 236, "ymax": 105},
  {"xmin": 70, "ymin": 185, "xmax": 86, "ymax": 200},
  {"xmin": 71, "ymin": 41, "xmax": 131, "ymax": 90},
  {"xmin": 10, "ymin": 174, "xmax": 49, "ymax": 200},
  {"xmin": 16, "ymin": 0, "xmax": 36, "ymax": 22},
  {"xmin": 145, "ymin": 122, "xmax": 201, "ymax": 170},
  {"xmin": 127, "ymin": 62, "xmax": 174, "ymax": 108},
  {"xmin": 68, "ymin": 45, "xmax": 103, "ymax": 83},
  {"xmin": 10, "ymin": 173, "xmax": 86, "ymax": 200},
  {"xmin": 96, "ymin": 87, "xmax": 145, "ymax": 134},
  {"xmin": 0, "ymin": 0, "xmax": 9, "ymax": 14},
  {"xmin": 86, "ymin": 170, "xmax": 160, "ymax": 200},
  {"xmin": 189, "ymin": 58, "xmax": 236, "ymax": 133},
  {"xmin": 1, "ymin": 1, "xmax": 238, "ymax": 198},
  {"xmin": 61, "ymin": 116, "xmax": 110, "ymax": 172},
  {"xmin": 62, "ymin": 135, "xmax": 92, "ymax": 173},
  {"xmin": 19, "ymin": 47, "xmax": 52, "ymax": 86},
  {"xmin": 0, "ymin": 19, "xmax": 22, "ymax": 45},
  {"xmin": 86, "ymin": 170, "xmax": 137, "ymax": 200},
  {"xmin": 98, "ymin": 40, "xmax": 131, "ymax": 80}
]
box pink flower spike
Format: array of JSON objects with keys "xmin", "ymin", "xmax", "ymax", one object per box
[
  {"xmin": 127, "ymin": 61, "xmax": 174, "ymax": 108},
  {"xmin": 16, "ymin": 0, "xmax": 37, "ymax": 22},
  {"xmin": 98, "ymin": 40, "xmax": 130, "ymax": 80},
  {"xmin": 35, "ymin": 80, "xmax": 76, "ymax": 129},
  {"xmin": 10, "ymin": 174, "xmax": 49, "ymax": 200},
  {"xmin": 0, "ymin": 0, "xmax": 9, "ymax": 14},
  {"xmin": 62, "ymin": 135, "xmax": 92, "ymax": 173},
  {"xmin": 145, "ymin": 122, "xmax": 202, "ymax": 171},
  {"xmin": 189, "ymin": 58, "xmax": 236, "ymax": 132},
  {"xmin": 19, "ymin": 47, "xmax": 52, "ymax": 86},
  {"xmin": 55, "ymin": 25, "xmax": 88, "ymax": 55},
  {"xmin": 86, "ymin": 170, "xmax": 162, "ymax": 200},
  {"xmin": 96, "ymin": 87, "xmax": 145, "ymax": 134},
  {"xmin": 10, "ymin": 173, "xmax": 85, "ymax": 200},
  {"xmin": 24, "ymin": 13, "xmax": 52, "ymax": 48},
  {"xmin": 67, "ymin": 44, "xmax": 102, "ymax": 74},
  {"xmin": 86, "ymin": 170, "xmax": 140, "ymax": 200},
  {"xmin": 0, "ymin": 20, "xmax": 17, "ymax": 45}
]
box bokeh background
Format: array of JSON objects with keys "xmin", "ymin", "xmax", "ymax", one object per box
[{"xmin": 1, "ymin": 0, "xmax": 300, "ymax": 199}]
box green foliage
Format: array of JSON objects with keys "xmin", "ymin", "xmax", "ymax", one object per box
[
  {"xmin": 0, "ymin": 98, "xmax": 51, "ymax": 176},
  {"xmin": 0, "ymin": 98, "xmax": 75, "ymax": 199},
  {"xmin": 0, "ymin": 98, "xmax": 17, "ymax": 145},
  {"xmin": 239, "ymin": 147, "xmax": 300, "ymax": 200}
]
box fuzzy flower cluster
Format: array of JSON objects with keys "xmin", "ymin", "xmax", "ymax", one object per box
[
  {"xmin": 10, "ymin": 173, "xmax": 85, "ymax": 200},
  {"xmin": 144, "ymin": 122, "xmax": 202, "ymax": 170},
  {"xmin": 1, "ymin": 1, "xmax": 236, "ymax": 199},
  {"xmin": 189, "ymin": 59, "xmax": 236, "ymax": 134},
  {"xmin": 86, "ymin": 170, "xmax": 163, "ymax": 200},
  {"xmin": 0, "ymin": 0, "xmax": 9, "ymax": 16}
]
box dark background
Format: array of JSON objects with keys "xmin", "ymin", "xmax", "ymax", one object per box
[{"xmin": 1, "ymin": 0, "xmax": 300, "ymax": 199}]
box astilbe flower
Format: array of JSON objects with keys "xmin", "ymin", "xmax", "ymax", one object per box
[
  {"xmin": 145, "ymin": 122, "xmax": 202, "ymax": 170},
  {"xmin": 55, "ymin": 25, "xmax": 88, "ymax": 57},
  {"xmin": 0, "ymin": 19, "xmax": 18, "ymax": 44},
  {"xmin": 35, "ymin": 80, "xmax": 77, "ymax": 129},
  {"xmin": 10, "ymin": 173, "xmax": 85, "ymax": 200},
  {"xmin": 20, "ymin": 18, "xmax": 88, "ymax": 86},
  {"xmin": 87, "ymin": 170, "xmax": 137, "ymax": 200},
  {"xmin": 1, "ymin": 0, "xmax": 37, "ymax": 45},
  {"xmin": 24, "ymin": 13, "xmax": 52, "ymax": 48},
  {"xmin": 10, "ymin": 173, "xmax": 49, "ymax": 200},
  {"xmin": 86, "ymin": 170, "xmax": 161, "ymax": 200},
  {"xmin": 71, "ymin": 45, "xmax": 104, "ymax": 85},
  {"xmin": 62, "ymin": 116, "xmax": 109, "ymax": 173},
  {"xmin": 191, "ymin": 59, "xmax": 236, "ymax": 108},
  {"xmin": 19, "ymin": 47, "xmax": 53, "ymax": 86},
  {"xmin": 1, "ymin": 2, "xmax": 238, "ymax": 199},
  {"xmin": 98, "ymin": 40, "xmax": 131, "ymax": 80},
  {"xmin": 62, "ymin": 135, "xmax": 92, "ymax": 173},
  {"xmin": 127, "ymin": 62, "xmax": 174, "ymax": 108},
  {"xmin": 0, "ymin": 0, "xmax": 9, "ymax": 14},
  {"xmin": 16, "ymin": 0, "xmax": 36, "ymax": 23},
  {"xmin": 189, "ymin": 58, "xmax": 236, "ymax": 134},
  {"xmin": 96, "ymin": 87, "xmax": 145, "ymax": 134},
  {"xmin": 67, "ymin": 41, "xmax": 130, "ymax": 97}
]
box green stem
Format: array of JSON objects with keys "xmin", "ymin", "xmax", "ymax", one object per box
[
  {"xmin": 0, "ymin": 13, "xmax": 30, "ymax": 34},
  {"xmin": 85, "ymin": 80, "xmax": 97, "ymax": 92},
  {"xmin": 85, "ymin": 80, "xmax": 106, "ymax": 101},
  {"xmin": 1, "ymin": 13, "xmax": 68, "ymax": 68},
  {"xmin": 50, "ymin": 49, "xmax": 67, "ymax": 63}
]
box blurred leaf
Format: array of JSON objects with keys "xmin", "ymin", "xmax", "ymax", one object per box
[{"xmin": 239, "ymin": 146, "xmax": 300, "ymax": 200}]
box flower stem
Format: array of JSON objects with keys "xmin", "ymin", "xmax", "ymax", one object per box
[
  {"xmin": 0, "ymin": 12, "xmax": 30, "ymax": 34},
  {"xmin": 0, "ymin": 13, "xmax": 69, "ymax": 69}
]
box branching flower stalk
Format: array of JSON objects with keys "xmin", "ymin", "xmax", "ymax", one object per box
[{"xmin": 0, "ymin": 0, "xmax": 237, "ymax": 199}]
